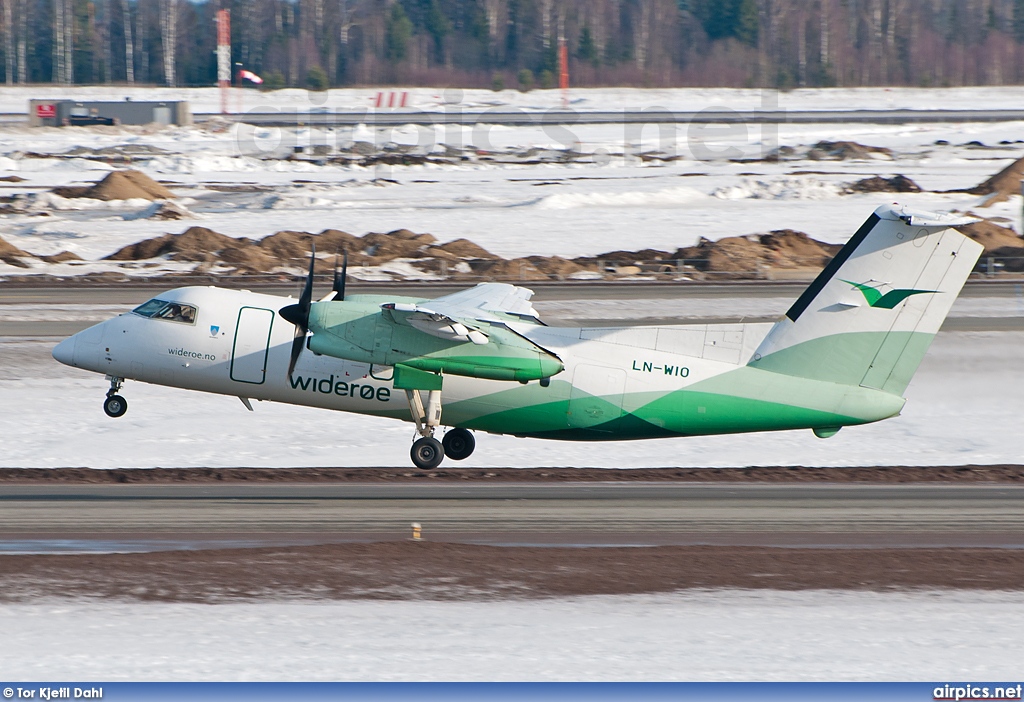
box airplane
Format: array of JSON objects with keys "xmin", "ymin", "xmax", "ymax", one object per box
[{"xmin": 52, "ymin": 204, "xmax": 983, "ymax": 469}]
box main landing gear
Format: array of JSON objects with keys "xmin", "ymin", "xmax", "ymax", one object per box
[
  {"xmin": 103, "ymin": 376, "xmax": 128, "ymax": 418},
  {"xmin": 404, "ymin": 389, "xmax": 475, "ymax": 469}
]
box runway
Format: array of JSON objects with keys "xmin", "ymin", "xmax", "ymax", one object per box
[{"xmin": 3, "ymin": 483, "xmax": 1023, "ymax": 551}]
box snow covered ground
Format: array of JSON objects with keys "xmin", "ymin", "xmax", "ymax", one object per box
[
  {"xmin": 2, "ymin": 87, "xmax": 1024, "ymax": 278},
  {"xmin": 1, "ymin": 330, "xmax": 1020, "ymax": 469},
  {"xmin": 5, "ymin": 84, "xmax": 1024, "ymax": 115},
  {"xmin": 2, "ymin": 589, "xmax": 1022, "ymax": 681},
  {"xmin": 2, "ymin": 88, "xmax": 1021, "ymax": 468}
]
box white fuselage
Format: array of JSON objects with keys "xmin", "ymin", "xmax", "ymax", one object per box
[{"xmin": 52, "ymin": 285, "xmax": 781, "ymax": 434}]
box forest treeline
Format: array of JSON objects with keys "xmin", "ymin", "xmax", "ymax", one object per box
[{"xmin": 6, "ymin": 0, "xmax": 1024, "ymax": 89}]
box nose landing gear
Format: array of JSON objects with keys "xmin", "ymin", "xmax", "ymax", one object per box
[{"xmin": 103, "ymin": 376, "xmax": 128, "ymax": 418}]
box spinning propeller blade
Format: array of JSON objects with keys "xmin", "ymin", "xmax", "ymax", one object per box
[
  {"xmin": 332, "ymin": 250, "xmax": 347, "ymax": 301},
  {"xmin": 280, "ymin": 243, "xmax": 316, "ymax": 379}
]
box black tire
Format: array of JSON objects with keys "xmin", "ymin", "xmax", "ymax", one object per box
[
  {"xmin": 442, "ymin": 428, "xmax": 476, "ymax": 461},
  {"xmin": 411, "ymin": 437, "xmax": 444, "ymax": 470},
  {"xmin": 103, "ymin": 394, "xmax": 128, "ymax": 418}
]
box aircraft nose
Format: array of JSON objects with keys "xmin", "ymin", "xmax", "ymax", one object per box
[{"xmin": 51, "ymin": 335, "xmax": 77, "ymax": 367}]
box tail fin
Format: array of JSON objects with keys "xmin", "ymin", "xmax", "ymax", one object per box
[{"xmin": 749, "ymin": 204, "xmax": 982, "ymax": 395}]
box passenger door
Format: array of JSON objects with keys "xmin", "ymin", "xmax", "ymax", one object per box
[{"xmin": 231, "ymin": 307, "xmax": 274, "ymax": 384}]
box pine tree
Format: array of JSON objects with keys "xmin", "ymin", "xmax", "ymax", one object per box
[
  {"xmin": 735, "ymin": 0, "xmax": 758, "ymax": 47},
  {"xmin": 385, "ymin": 3, "xmax": 412, "ymax": 62},
  {"xmin": 576, "ymin": 24, "xmax": 597, "ymax": 66},
  {"xmin": 1015, "ymin": 0, "xmax": 1024, "ymax": 42}
]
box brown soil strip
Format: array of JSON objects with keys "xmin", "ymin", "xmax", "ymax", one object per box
[
  {"xmin": 1, "ymin": 543, "xmax": 1021, "ymax": 602},
  {"xmin": 1, "ymin": 465, "xmax": 1023, "ymax": 484}
]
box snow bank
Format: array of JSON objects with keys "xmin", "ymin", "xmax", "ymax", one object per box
[
  {"xmin": 2, "ymin": 590, "xmax": 1022, "ymax": 681},
  {"xmin": 535, "ymin": 185, "xmax": 707, "ymax": 210},
  {"xmin": 713, "ymin": 178, "xmax": 844, "ymax": 201}
]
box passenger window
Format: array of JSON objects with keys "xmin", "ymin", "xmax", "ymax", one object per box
[{"xmin": 132, "ymin": 299, "xmax": 197, "ymax": 324}]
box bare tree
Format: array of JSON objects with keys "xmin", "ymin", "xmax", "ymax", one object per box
[
  {"xmin": 137, "ymin": 1, "xmax": 146, "ymax": 83},
  {"xmin": 797, "ymin": 2, "xmax": 808, "ymax": 85},
  {"xmin": 89, "ymin": 0, "xmax": 99, "ymax": 82},
  {"xmin": 634, "ymin": 0, "xmax": 652, "ymax": 69},
  {"xmin": 123, "ymin": 0, "xmax": 134, "ymax": 83},
  {"xmin": 3, "ymin": 0, "xmax": 13, "ymax": 85},
  {"xmin": 16, "ymin": 0, "xmax": 24, "ymax": 82},
  {"xmin": 102, "ymin": 0, "xmax": 113, "ymax": 83},
  {"xmin": 65, "ymin": 0, "xmax": 74, "ymax": 83},
  {"xmin": 161, "ymin": 0, "xmax": 176, "ymax": 86},
  {"xmin": 52, "ymin": 0, "xmax": 76, "ymax": 84},
  {"xmin": 820, "ymin": 0, "xmax": 830, "ymax": 70},
  {"xmin": 54, "ymin": 0, "xmax": 65, "ymax": 83}
]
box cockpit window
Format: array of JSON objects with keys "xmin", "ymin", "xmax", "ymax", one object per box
[
  {"xmin": 132, "ymin": 299, "xmax": 197, "ymax": 324},
  {"xmin": 132, "ymin": 299, "xmax": 169, "ymax": 317}
]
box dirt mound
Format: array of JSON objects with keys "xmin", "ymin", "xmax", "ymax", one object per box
[
  {"xmin": 256, "ymin": 230, "xmax": 316, "ymax": 260},
  {"xmin": 38, "ymin": 251, "xmax": 83, "ymax": 263},
  {"xmin": 0, "ymin": 235, "xmax": 80, "ymax": 267},
  {"xmin": 93, "ymin": 222, "xmax": 839, "ymax": 281},
  {"xmin": 362, "ymin": 229, "xmax": 437, "ymax": 259},
  {"xmin": 217, "ymin": 245, "xmax": 277, "ymax": 273},
  {"xmin": 105, "ymin": 226, "xmax": 245, "ymax": 261},
  {"xmin": 674, "ymin": 236, "xmax": 766, "ymax": 273},
  {"xmin": 963, "ymin": 155, "xmax": 1024, "ymax": 206},
  {"xmin": 0, "ymin": 235, "xmax": 32, "ymax": 267},
  {"xmin": 469, "ymin": 258, "xmax": 544, "ymax": 280},
  {"xmin": 956, "ymin": 219, "xmax": 1024, "ymax": 252},
  {"xmin": 669, "ymin": 230, "xmax": 836, "ymax": 275},
  {"xmin": 847, "ymin": 175, "xmax": 922, "ymax": 193},
  {"xmin": 759, "ymin": 229, "xmax": 841, "ymax": 268},
  {"xmin": 574, "ymin": 249, "xmax": 672, "ymax": 266},
  {"xmin": 807, "ymin": 141, "xmax": 892, "ymax": 160},
  {"xmin": 257, "ymin": 229, "xmax": 363, "ymax": 262},
  {"xmin": 429, "ymin": 238, "xmax": 498, "ymax": 260},
  {"xmin": 52, "ymin": 169, "xmax": 175, "ymax": 201},
  {"xmin": 524, "ymin": 255, "xmax": 591, "ymax": 279}
]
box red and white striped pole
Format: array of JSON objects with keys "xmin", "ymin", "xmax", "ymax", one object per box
[{"xmin": 216, "ymin": 10, "xmax": 231, "ymax": 115}]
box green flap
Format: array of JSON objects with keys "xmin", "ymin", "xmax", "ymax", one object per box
[{"xmin": 393, "ymin": 364, "xmax": 443, "ymax": 391}]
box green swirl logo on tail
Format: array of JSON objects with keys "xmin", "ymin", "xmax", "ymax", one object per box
[{"xmin": 841, "ymin": 280, "xmax": 939, "ymax": 309}]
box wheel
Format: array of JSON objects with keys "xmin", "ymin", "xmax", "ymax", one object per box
[
  {"xmin": 442, "ymin": 428, "xmax": 475, "ymax": 461},
  {"xmin": 410, "ymin": 437, "xmax": 444, "ymax": 470},
  {"xmin": 103, "ymin": 394, "xmax": 128, "ymax": 418}
]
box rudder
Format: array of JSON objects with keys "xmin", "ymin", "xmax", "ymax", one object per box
[{"xmin": 749, "ymin": 204, "xmax": 983, "ymax": 395}]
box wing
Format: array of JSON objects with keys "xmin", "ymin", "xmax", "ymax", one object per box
[
  {"xmin": 423, "ymin": 283, "xmax": 542, "ymax": 324},
  {"xmin": 381, "ymin": 302, "xmax": 490, "ymax": 345}
]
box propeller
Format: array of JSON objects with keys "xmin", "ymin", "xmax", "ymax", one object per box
[
  {"xmin": 279, "ymin": 242, "xmax": 316, "ymax": 379},
  {"xmin": 332, "ymin": 250, "xmax": 348, "ymax": 301}
]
